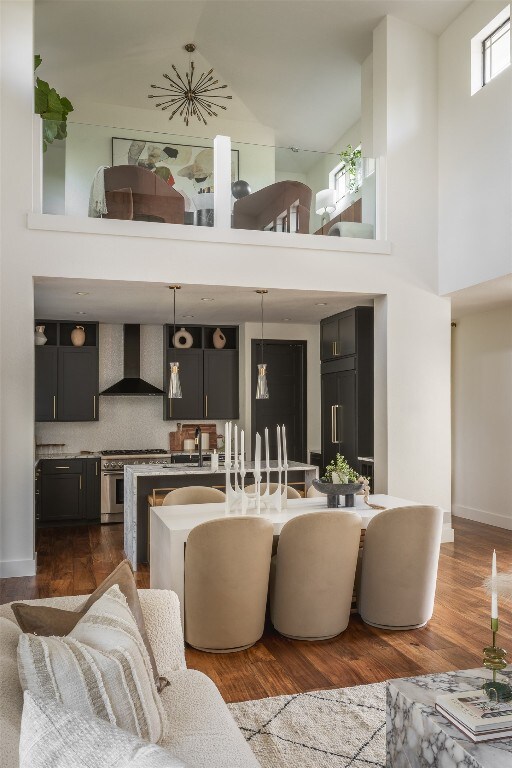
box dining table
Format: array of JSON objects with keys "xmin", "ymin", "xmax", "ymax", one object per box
[{"xmin": 149, "ymin": 494, "xmax": 454, "ymax": 627}]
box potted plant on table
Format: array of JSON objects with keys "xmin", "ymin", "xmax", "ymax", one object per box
[
  {"xmin": 34, "ymin": 54, "xmax": 74, "ymax": 152},
  {"xmin": 313, "ymin": 453, "xmax": 369, "ymax": 508}
]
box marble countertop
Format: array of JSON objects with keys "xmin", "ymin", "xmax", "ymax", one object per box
[
  {"xmin": 36, "ymin": 453, "xmax": 101, "ymax": 460},
  {"xmin": 387, "ymin": 666, "xmax": 512, "ymax": 767},
  {"xmin": 124, "ymin": 460, "xmax": 318, "ymax": 477}
]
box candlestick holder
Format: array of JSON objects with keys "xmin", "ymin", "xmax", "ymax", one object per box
[{"xmin": 482, "ymin": 618, "xmax": 512, "ymax": 703}]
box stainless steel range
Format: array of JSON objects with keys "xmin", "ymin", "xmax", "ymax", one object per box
[{"xmin": 101, "ymin": 449, "xmax": 172, "ymax": 524}]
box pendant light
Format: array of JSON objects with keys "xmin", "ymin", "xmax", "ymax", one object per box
[
  {"xmin": 168, "ymin": 285, "xmax": 183, "ymax": 399},
  {"xmin": 255, "ymin": 289, "xmax": 269, "ymax": 399}
]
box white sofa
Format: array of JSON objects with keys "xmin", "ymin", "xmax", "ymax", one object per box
[{"xmin": 0, "ymin": 590, "xmax": 260, "ymax": 768}]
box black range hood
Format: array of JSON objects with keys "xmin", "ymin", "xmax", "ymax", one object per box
[{"xmin": 100, "ymin": 324, "xmax": 165, "ymax": 396}]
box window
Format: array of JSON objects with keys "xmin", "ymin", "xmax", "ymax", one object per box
[
  {"xmin": 482, "ymin": 17, "xmax": 510, "ymax": 85},
  {"xmin": 471, "ymin": 6, "xmax": 510, "ymax": 94},
  {"xmin": 334, "ymin": 166, "xmax": 347, "ymax": 200}
]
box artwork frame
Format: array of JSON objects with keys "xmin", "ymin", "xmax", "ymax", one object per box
[{"xmin": 111, "ymin": 137, "xmax": 239, "ymax": 205}]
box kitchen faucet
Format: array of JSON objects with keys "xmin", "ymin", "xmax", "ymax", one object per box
[{"xmin": 195, "ymin": 426, "xmax": 203, "ymax": 467}]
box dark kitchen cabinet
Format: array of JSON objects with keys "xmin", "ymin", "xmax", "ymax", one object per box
[
  {"xmin": 35, "ymin": 347, "xmax": 58, "ymax": 421},
  {"xmin": 320, "ymin": 307, "xmax": 373, "ymax": 475},
  {"xmin": 85, "ymin": 458, "xmax": 101, "ymax": 521},
  {"xmin": 58, "ymin": 348, "xmax": 98, "ymax": 421},
  {"xmin": 204, "ymin": 349, "xmax": 239, "ymax": 419},
  {"xmin": 34, "ymin": 321, "xmax": 99, "ymax": 422},
  {"xmin": 163, "ymin": 325, "xmax": 239, "ymax": 420},
  {"xmin": 37, "ymin": 458, "xmax": 100, "ymax": 525},
  {"xmin": 165, "ymin": 349, "xmax": 203, "ymax": 420}
]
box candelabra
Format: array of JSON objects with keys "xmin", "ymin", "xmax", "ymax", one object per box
[{"xmin": 223, "ymin": 422, "xmax": 288, "ymax": 515}]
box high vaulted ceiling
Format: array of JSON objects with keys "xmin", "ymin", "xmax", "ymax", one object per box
[{"xmin": 35, "ymin": 0, "xmax": 470, "ymax": 151}]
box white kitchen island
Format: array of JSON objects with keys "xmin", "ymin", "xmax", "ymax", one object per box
[
  {"xmin": 150, "ymin": 494, "xmax": 455, "ymax": 627},
  {"xmin": 124, "ymin": 460, "xmax": 319, "ymax": 570}
]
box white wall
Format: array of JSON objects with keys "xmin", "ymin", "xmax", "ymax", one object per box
[
  {"xmin": 438, "ymin": 1, "xmax": 512, "ymax": 295},
  {"xmin": 452, "ymin": 304, "xmax": 512, "ymax": 528},
  {"xmin": 35, "ymin": 324, "xmax": 228, "ymax": 453},
  {"xmin": 0, "ymin": 3, "xmax": 453, "ymax": 576},
  {"xmin": 238, "ymin": 322, "xmax": 321, "ymax": 457}
]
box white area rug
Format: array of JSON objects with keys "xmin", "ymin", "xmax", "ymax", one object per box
[{"xmin": 228, "ymin": 682, "xmax": 386, "ymax": 767}]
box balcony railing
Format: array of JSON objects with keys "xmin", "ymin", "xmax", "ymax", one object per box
[{"xmin": 40, "ymin": 120, "xmax": 378, "ymax": 240}]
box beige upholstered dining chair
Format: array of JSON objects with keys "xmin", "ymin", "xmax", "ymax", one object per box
[
  {"xmin": 244, "ymin": 483, "xmax": 301, "ymax": 499},
  {"xmin": 307, "ymin": 484, "xmax": 324, "ymax": 498},
  {"xmin": 358, "ymin": 505, "xmax": 443, "ymax": 630},
  {"xmin": 184, "ymin": 516, "xmax": 273, "ymax": 652},
  {"xmin": 161, "ymin": 486, "xmax": 225, "ymax": 506},
  {"xmin": 269, "ymin": 511, "xmax": 362, "ymax": 640}
]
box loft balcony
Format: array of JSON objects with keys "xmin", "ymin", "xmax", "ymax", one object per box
[{"xmin": 31, "ymin": 120, "xmax": 388, "ymax": 254}]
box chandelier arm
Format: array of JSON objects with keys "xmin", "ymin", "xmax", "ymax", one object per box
[
  {"xmin": 194, "ymin": 97, "xmax": 216, "ymax": 115},
  {"xmin": 194, "ymin": 70, "xmax": 214, "ymax": 91},
  {"xmin": 149, "ymin": 85, "xmax": 183, "ymax": 93},
  {"xmin": 168, "ymin": 99, "xmax": 189, "ymax": 120},
  {"xmin": 196, "ymin": 84, "xmax": 229, "ymax": 94},
  {"xmin": 171, "ymin": 64, "xmax": 189, "ymax": 91},
  {"xmin": 164, "ymin": 73, "xmax": 186, "ymax": 90},
  {"xmin": 192, "ymin": 101, "xmax": 208, "ymax": 124}
]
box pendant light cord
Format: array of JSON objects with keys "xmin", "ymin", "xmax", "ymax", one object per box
[
  {"xmin": 260, "ymin": 291, "xmax": 264, "ymax": 364},
  {"xmin": 173, "ymin": 287, "xmax": 177, "ymax": 345}
]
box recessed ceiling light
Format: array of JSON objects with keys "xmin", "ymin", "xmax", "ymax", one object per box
[
  {"xmin": 201, "ymin": 297, "xmax": 214, "ymax": 302},
  {"xmin": 282, "ymin": 318, "xmax": 291, "ymax": 322},
  {"xmin": 315, "ymin": 302, "xmax": 327, "ymax": 306},
  {"xmin": 76, "ymin": 292, "xmax": 89, "ymax": 296},
  {"xmin": 182, "ymin": 314, "xmax": 194, "ymax": 318},
  {"xmin": 76, "ymin": 311, "xmax": 87, "ymax": 315}
]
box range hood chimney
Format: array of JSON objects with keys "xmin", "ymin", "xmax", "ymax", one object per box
[{"xmin": 100, "ymin": 324, "xmax": 165, "ymax": 396}]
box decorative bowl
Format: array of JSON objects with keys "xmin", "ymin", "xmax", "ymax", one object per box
[{"xmin": 312, "ymin": 479, "xmax": 363, "ymax": 508}]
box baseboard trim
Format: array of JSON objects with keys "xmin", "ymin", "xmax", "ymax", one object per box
[
  {"xmin": 0, "ymin": 557, "xmax": 37, "ymax": 578},
  {"xmin": 452, "ymin": 504, "xmax": 512, "ymax": 531},
  {"xmin": 441, "ymin": 523, "xmax": 454, "ymax": 543}
]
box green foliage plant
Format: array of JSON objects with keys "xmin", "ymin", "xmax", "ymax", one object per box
[
  {"xmin": 34, "ymin": 54, "xmax": 74, "ymax": 152},
  {"xmin": 323, "ymin": 453, "xmax": 359, "ymax": 484},
  {"xmin": 339, "ymin": 144, "xmax": 362, "ymax": 194}
]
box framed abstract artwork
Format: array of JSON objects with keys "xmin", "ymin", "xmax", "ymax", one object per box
[{"xmin": 111, "ymin": 137, "xmax": 239, "ymax": 204}]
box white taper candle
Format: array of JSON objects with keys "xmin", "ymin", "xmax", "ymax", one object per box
[
  {"xmin": 240, "ymin": 429, "xmax": 245, "ymax": 473},
  {"xmin": 277, "ymin": 425, "xmax": 282, "ymax": 469},
  {"xmin": 265, "ymin": 427, "xmax": 270, "ymax": 470},
  {"xmin": 282, "ymin": 425, "xmax": 287, "ymax": 468},
  {"xmin": 255, "ymin": 433, "xmax": 261, "ymax": 477},
  {"xmin": 491, "ymin": 549, "xmax": 498, "ymax": 620},
  {"xmin": 234, "ymin": 424, "xmax": 238, "ymax": 469}
]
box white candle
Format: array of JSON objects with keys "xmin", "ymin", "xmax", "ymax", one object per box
[
  {"xmin": 234, "ymin": 424, "xmax": 238, "ymax": 469},
  {"xmin": 255, "ymin": 433, "xmax": 261, "ymax": 477},
  {"xmin": 277, "ymin": 425, "xmax": 282, "ymax": 469},
  {"xmin": 282, "ymin": 425, "xmax": 288, "ymax": 468},
  {"xmin": 240, "ymin": 429, "xmax": 245, "ymax": 473},
  {"xmin": 265, "ymin": 427, "xmax": 270, "ymax": 470},
  {"xmin": 491, "ymin": 549, "xmax": 498, "ymax": 620},
  {"xmin": 225, "ymin": 422, "xmax": 230, "ymax": 465}
]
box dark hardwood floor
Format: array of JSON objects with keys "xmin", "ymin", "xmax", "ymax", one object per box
[{"xmin": 1, "ymin": 517, "xmax": 511, "ymax": 703}]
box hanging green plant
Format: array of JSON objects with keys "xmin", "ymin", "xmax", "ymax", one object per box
[
  {"xmin": 339, "ymin": 144, "xmax": 362, "ymax": 194},
  {"xmin": 34, "ymin": 54, "xmax": 74, "ymax": 152}
]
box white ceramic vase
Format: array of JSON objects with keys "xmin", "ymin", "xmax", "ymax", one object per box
[
  {"xmin": 71, "ymin": 325, "xmax": 86, "ymax": 347},
  {"xmin": 213, "ymin": 328, "xmax": 227, "ymax": 349},
  {"xmin": 173, "ymin": 327, "xmax": 193, "ymax": 348},
  {"xmin": 34, "ymin": 325, "xmax": 47, "ymax": 346}
]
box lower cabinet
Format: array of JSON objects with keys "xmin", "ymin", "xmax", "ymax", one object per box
[{"xmin": 37, "ymin": 458, "xmax": 100, "ymax": 525}]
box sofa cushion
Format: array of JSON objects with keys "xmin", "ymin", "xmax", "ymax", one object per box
[
  {"xmin": 19, "ymin": 691, "xmax": 184, "ymax": 768},
  {"xmin": 0, "ymin": 618, "xmax": 23, "ymax": 768},
  {"xmin": 12, "ymin": 560, "xmax": 162, "ymax": 690},
  {"xmin": 18, "ymin": 586, "xmax": 165, "ymax": 743},
  {"xmin": 160, "ymin": 669, "xmax": 260, "ymax": 768}
]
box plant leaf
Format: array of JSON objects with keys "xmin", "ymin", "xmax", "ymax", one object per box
[
  {"xmin": 34, "ymin": 54, "xmax": 42, "ymax": 71},
  {"xmin": 34, "ymin": 87, "xmax": 48, "ymax": 115},
  {"xmin": 59, "ymin": 97, "xmax": 73, "ymax": 114},
  {"xmin": 36, "ymin": 77, "xmax": 50, "ymax": 94}
]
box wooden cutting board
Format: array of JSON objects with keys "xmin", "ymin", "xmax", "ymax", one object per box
[{"xmin": 169, "ymin": 423, "xmax": 219, "ymax": 452}]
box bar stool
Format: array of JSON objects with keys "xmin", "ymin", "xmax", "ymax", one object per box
[{"xmin": 162, "ymin": 486, "xmax": 225, "ymax": 505}]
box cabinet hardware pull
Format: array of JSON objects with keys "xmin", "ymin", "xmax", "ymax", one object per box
[
  {"xmin": 334, "ymin": 404, "xmax": 340, "ymax": 443},
  {"xmin": 53, "ymin": 395, "xmax": 56, "ymax": 419},
  {"xmin": 334, "ymin": 341, "xmax": 338, "ymax": 356},
  {"xmin": 205, "ymin": 394, "xmax": 208, "ymax": 418},
  {"xmin": 55, "ymin": 466, "xmax": 70, "ymax": 469},
  {"xmin": 96, "ymin": 461, "xmax": 98, "ymax": 476},
  {"xmin": 79, "ymin": 475, "xmax": 82, "ymax": 490},
  {"xmin": 332, "ymin": 341, "xmax": 335, "ymax": 356},
  {"xmin": 331, "ymin": 405, "xmax": 336, "ymax": 443},
  {"xmin": 35, "ymin": 491, "xmax": 40, "ymax": 495},
  {"xmin": 93, "ymin": 395, "xmax": 96, "ymax": 419}
]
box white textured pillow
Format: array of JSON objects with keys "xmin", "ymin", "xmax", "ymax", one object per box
[
  {"xmin": 20, "ymin": 691, "xmax": 184, "ymax": 768},
  {"xmin": 17, "ymin": 585, "xmax": 165, "ymax": 743}
]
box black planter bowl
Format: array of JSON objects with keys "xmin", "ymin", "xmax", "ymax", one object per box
[{"xmin": 312, "ymin": 479, "xmax": 364, "ymax": 508}]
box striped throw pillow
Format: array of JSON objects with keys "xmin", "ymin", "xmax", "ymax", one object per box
[{"xmin": 17, "ymin": 585, "xmax": 165, "ymax": 743}]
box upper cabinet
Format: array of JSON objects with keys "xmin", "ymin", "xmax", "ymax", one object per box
[
  {"xmin": 164, "ymin": 325, "xmax": 239, "ymax": 420},
  {"xmin": 320, "ymin": 311, "xmax": 357, "ymax": 361},
  {"xmin": 35, "ymin": 321, "xmax": 99, "ymax": 422}
]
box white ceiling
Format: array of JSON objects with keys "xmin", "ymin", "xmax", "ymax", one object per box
[
  {"xmin": 449, "ymin": 274, "xmax": 512, "ymax": 320},
  {"xmin": 33, "ymin": 277, "xmax": 376, "ymax": 324},
  {"xmin": 35, "ymin": 0, "xmax": 470, "ymax": 151}
]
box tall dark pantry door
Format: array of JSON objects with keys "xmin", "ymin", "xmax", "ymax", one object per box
[{"xmin": 251, "ymin": 340, "xmax": 307, "ymax": 462}]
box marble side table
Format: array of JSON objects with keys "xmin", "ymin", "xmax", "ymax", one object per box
[{"xmin": 386, "ymin": 666, "xmax": 512, "ymax": 768}]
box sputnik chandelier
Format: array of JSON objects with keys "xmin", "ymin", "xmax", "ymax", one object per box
[{"xmin": 148, "ymin": 43, "xmax": 232, "ymax": 126}]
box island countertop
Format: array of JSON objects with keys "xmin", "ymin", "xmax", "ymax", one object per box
[{"xmin": 124, "ymin": 460, "xmax": 319, "ymax": 570}]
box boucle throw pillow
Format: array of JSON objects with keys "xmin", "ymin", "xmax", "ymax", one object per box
[
  {"xmin": 12, "ymin": 559, "xmax": 164, "ymax": 691},
  {"xmin": 17, "ymin": 585, "xmax": 165, "ymax": 743},
  {"xmin": 20, "ymin": 691, "xmax": 183, "ymax": 768}
]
